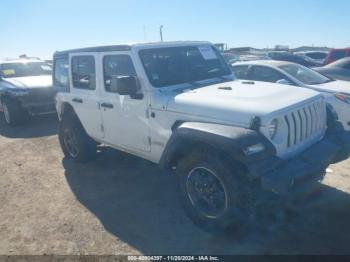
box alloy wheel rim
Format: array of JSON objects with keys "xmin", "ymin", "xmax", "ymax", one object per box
[
  {"xmin": 186, "ymin": 166, "xmax": 228, "ymax": 219},
  {"xmin": 3, "ymin": 104, "xmax": 10, "ymax": 124},
  {"xmin": 63, "ymin": 129, "xmax": 79, "ymax": 158}
]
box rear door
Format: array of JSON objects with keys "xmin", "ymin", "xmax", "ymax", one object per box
[{"xmin": 69, "ymin": 54, "xmax": 104, "ymax": 140}]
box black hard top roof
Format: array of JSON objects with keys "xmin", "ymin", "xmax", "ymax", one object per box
[{"xmin": 54, "ymin": 45, "xmax": 131, "ymax": 57}]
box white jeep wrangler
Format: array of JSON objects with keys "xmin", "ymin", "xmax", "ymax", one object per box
[{"xmin": 53, "ymin": 41, "xmax": 348, "ymax": 233}]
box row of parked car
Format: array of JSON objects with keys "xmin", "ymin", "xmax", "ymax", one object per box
[
  {"xmin": 224, "ymin": 48, "xmax": 350, "ymax": 68},
  {"xmin": 1, "ymin": 41, "xmax": 350, "ymax": 233}
]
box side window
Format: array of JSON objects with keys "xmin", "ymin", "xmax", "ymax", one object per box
[
  {"xmin": 250, "ymin": 66, "xmax": 285, "ymax": 83},
  {"xmin": 231, "ymin": 65, "xmax": 250, "ymax": 80},
  {"xmin": 71, "ymin": 56, "xmax": 96, "ymax": 90},
  {"xmin": 103, "ymin": 55, "xmax": 136, "ymax": 92},
  {"xmin": 53, "ymin": 58, "xmax": 69, "ymax": 91},
  {"xmin": 344, "ymin": 61, "xmax": 350, "ymax": 70},
  {"xmin": 331, "ymin": 50, "xmax": 346, "ymax": 60}
]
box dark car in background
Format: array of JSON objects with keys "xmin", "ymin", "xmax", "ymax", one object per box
[
  {"xmin": 0, "ymin": 58, "xmax": 56, "ymax": 125},
  {"xmin": 294, "ymin": 51, "xmax": 329, "ymax": 66},
  {"xmin": 268, "ymin": 52, "xmax": 319, "ymax": 67},
  {"xmin": 315, "ymin": 57, "xmax": 350, "ymax": 82},
  {"xmin": 324, "ymin": 48, "xmax": 350, "ymax": 65}
]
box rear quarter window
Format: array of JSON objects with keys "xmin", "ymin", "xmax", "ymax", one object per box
[
  {"xmin": 53, "ymin": 57, "xmax": 69, "ymax": 92},
  {"xmin": 231, "ymin": 65, "xmax": 250, "ymax": 79}
]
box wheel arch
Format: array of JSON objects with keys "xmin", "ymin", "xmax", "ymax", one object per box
[
  {"xmin": 159, "ymin": 122, "xmax": 276, "ymax": 177},
  {"xmin": 58, "ymin": 102, "xmax": 76, "ymax": 120}
]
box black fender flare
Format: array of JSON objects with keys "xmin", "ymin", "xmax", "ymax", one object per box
[{"xmin": 159, "ymin": 122, "xmax": 277, "ymax": 176}]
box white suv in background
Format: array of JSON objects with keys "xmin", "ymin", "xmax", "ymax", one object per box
[{"xmin": 53, "ymin": 41, "xmax": 349, "ymax": 233}]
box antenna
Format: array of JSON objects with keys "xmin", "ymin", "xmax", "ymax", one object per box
[
  {"xmin": 160, "ymin": 25, "xmax": 163, "ymax": 42},
  {"xmin": 143, "ymin": 26, "xmax": 147, "ymax": 42}
]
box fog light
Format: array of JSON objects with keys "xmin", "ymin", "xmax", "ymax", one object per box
[{"xmin": 243, "ymin": 143, "xmax": 265, "ymax": 155}]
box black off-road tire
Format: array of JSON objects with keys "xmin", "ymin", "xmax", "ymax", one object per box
[
  {"xmin": 2, "ymin": 98, "xmax": 27, "ymax": 126},
  {"xmin": 176, "ymin": 148, "xmax": 258, "ymax": 234},
  {"xmin": 58, "ymin": 116, "xmax": 97, "ymax": 162}
]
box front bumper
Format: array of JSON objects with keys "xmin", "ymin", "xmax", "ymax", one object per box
[
  {"xmin": 14, "ymin": 88, "xmax": 56, "ymax": 115},
  {"xmin": 255, "ymin": 123, "xmax": 350, "ymax": 195},
  {"xmin": 23, "ymin": 102, "xmax": 56, "ymax": 115}
]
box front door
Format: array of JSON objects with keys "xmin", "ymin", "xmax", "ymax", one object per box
[{"xmin": 98, "ymin": 52, "xmax": 150, "ymax": 152}]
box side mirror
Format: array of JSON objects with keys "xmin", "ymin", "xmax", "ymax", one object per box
[
  {"xmin": 110, "ymin": 75, "xmax": 142, "ymax": 99},
  {"xmin": 276, "ymin": 79, "xmax": 293, "ymax": 85}
]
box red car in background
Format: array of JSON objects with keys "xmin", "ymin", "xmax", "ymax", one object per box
[{"xmin": 325, "ymin": 48, "xmax": 350, "ymax": 65}]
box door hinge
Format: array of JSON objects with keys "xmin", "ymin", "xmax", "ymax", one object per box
[
  {"xmin": 100, "ymin": 124, "xmax": 104, "ymax": 133},
  {"xmin": 148, "ymin": 136, "xmax": 151, "ymax": 145}
]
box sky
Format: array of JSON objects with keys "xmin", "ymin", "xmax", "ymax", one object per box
[{"xmin": 1, "ymin": 0, "xmax": 349, "ymax": 59}]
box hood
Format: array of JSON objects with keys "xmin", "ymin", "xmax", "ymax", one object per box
[
  {"xmin": 4, "ymin": 75, "xmax": 52, "ymax": 89},
  {"xmin": 166, "ymin": 80, "xmax": 320, "ymax": 126},
  {"xmin": 314, "ymin": 80, "xmax": 350, "ymax": 94}
]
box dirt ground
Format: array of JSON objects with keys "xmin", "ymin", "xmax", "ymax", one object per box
[{"xmin": 0, "ymin": 115, "xmax": 350, "ymax": 255}]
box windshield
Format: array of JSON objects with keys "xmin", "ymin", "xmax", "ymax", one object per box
[
  {"xmin": 279, "ymin": 63, "xmax": 331, "ymax": 85},
  {"xmin": 139, "ymin": 45, "xmax": 232, "ymax": 88},
  {"xmin": 223, "ymin": 53, "xmax": 239, "ymax": 63},
  {"xmin": 1, "ymin": 62, "xmax": 52, "ymax": 78},
  {"xmin": 306, "ymin": 52, "xmax": 327, "ymax": 60}
]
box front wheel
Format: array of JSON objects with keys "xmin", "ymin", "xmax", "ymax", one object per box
[
  {"xmin": 176, "ymin": 149, "xmax": 257, "ymax": 234},
  {"xmin": 58, "ymin": 117, "xmax": 97, "ymax": 162},
  {"xmin": 2, "ymin": 98, "xmax": 27, "ymax": 125}
]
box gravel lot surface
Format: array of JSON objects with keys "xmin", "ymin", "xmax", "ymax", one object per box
[{"xmin": 0, "ymin": 115, "xmax": 350, "ymax": 255}]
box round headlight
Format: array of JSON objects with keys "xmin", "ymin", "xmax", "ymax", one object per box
[{"xmin": 268, "ymin": 119, "xmax": 278, "ymax": 140}]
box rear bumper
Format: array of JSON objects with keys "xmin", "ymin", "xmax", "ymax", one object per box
[{"xmin": 254, "ymin": 123, "xmax": 350, "ymax": 195}]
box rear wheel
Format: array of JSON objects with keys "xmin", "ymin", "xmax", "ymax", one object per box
[
  {"xmin": 58, "ymin": 116, "xmax": 97, "ymax": 162},
  {"xmin": 2, "ymin": 98, "xmax": 27, "ymax": 126},
  {"xmin": 176, "ymin": 149, "xmax": 258, "ymax": 234}
]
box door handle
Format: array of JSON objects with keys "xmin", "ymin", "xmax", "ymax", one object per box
[
  {"xmin": 100, "ymin": 102, "xmax": 114, "ymax": 109},
  {"xmin": 72, "ymin": 98, "xmax": 83, "ymax": 103}
]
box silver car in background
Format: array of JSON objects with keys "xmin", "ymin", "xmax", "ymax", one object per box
[
  {"xmin": 315, "ymin": 57, "xmax": 350, "ymax": 82},
  {"xmin": 231, "ymin": 60, "xmax": 350, "ymax": 130}
]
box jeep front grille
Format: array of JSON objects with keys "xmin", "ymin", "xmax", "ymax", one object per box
[{"xmin": 284, "ymin": 99, "xmax": 326, "ymax": 148}]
